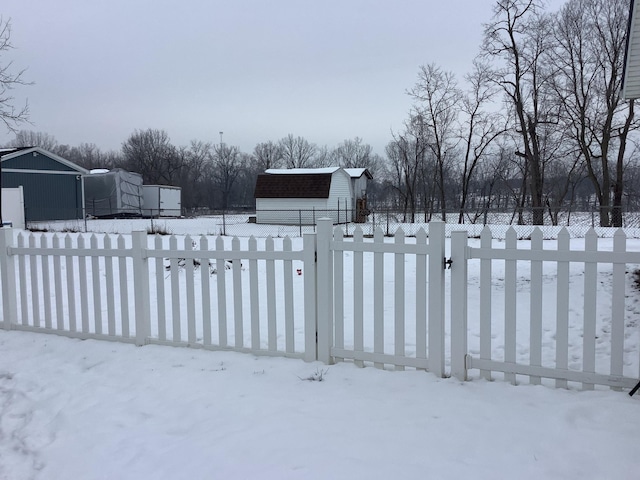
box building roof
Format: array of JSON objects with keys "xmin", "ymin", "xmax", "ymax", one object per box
[
  {"xmin": 254, "ymin": 173, "xmax": 333, "ymax": 199},
  {"xmin": 264, "ymin": 167, "xmax": 341, "ymax": 175},
  {"xmin": 344, "ymin": 168, "xmax": 373, "ymax": 180},
  {"xmin": 0, "ymin": 146, "xmax": 89, "ymax": 174}
]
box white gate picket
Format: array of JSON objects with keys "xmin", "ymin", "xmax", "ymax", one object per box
[
  {"xmin": 582, "ymin": 229, "xmax": 598, "ymax": 390},
  {"xmin": 504, "ymin": 227, "xmax": 517, "ymax": 385},
  {"xmin": 154, "ymin": 234, "xmax": 166, "ymax": 341},
  {"xmin": 529, "ymin": 227, "xmax": 543, "ymax": 385},
  {"xmin": 479, "ymin": 226, "xmax": 492, "ymax": 380},
  {"xmin": 394, "ymin": 228, "xmax": 406, "ymax": 371},
  {"xmin": 556, "ymin": 228, "xmax": 570, "ymax": 389},
  {"xmin": 117, "ymin": 235, "xmax": 130, "ymax": 338}
]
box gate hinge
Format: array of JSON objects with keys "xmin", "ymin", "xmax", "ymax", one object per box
[{"xmin": 443, "ymin": 257, "xmax": 453, "ymax": 270}]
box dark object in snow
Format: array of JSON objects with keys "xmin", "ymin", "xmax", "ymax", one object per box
[{"xmin": 629, "ymin": 379, "xmax": 640, "ymax": 397}]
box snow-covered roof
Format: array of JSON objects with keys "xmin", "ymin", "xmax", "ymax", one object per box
[
  {"xmin": 343, "ymin": 168, "xmax": 373, "ymax": 179},
  {"xmin": 265, "ymin": 167, "xmax": 341, "ymax": 175}
]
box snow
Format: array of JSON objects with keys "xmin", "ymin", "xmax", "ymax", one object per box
[
  {"xmin": 2, "ymin": 331, "xmax": 639, "ymax": 479},
  {"xmin": 264, "ymin": 167, "xmax": 341, "ymax": 175},
  {"xmin": 2, "ymin": 218, "xmax": 640, "ymax": 479}
]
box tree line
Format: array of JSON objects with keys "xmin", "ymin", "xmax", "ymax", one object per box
[{"xmin": 2, "ymin": 0, "xmax": 639, "ymax": 226}]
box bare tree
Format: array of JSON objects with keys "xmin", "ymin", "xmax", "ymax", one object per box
[
  {"xmin": 331, "ymin": 137, "xmax": 383, "ymax": 175},
  {"xmin": 482, "ymin": 0, "xmax": 556, "ymax": 225},
  {"xmin": 8, "ymin": 130, "xmax": 57, "ymax": 150},
  {"xmin": 253, "ymin": 141, "xmax": 283, "ymax": 171},
  {"xmin": 121, "ymin": 129, "xmax": 182, "ymax": 184},
  {"xmin": 457, "ymin": 61, "xmax": 505, "ymax": 223},
  {"xmin": 0, "ymin": 17, "xmax": 30, "ymax": 133},
  {"xmin": 210, "ymin": 142, "xmax": 245, "ymax": 209},
  {"xmin": 408, "ymin": 63, "xmax": 461, "ymax": 220},
  {"xmin": 550, "ymin": 0, "xmax": 637, "ymax": 226},
  {"xmin": 385, "ymin": 117, "xmax": 431, "ymax": 222},
  {"xmin": 279, "ymin": 134, "xmax": 317, "ymax": 168}
]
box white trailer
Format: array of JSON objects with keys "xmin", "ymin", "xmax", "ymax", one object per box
[{"xmin": 142, "ymin": 185, "xmax": 181, "ymax": 217}]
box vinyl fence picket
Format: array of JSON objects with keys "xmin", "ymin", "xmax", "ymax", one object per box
[
  {"xmin": 155, "ymin": 234, "xmax": 166, "ymax": 341},
  {"xmin": 216, "ymin": 236, "xmax": 228, "ymax": 347},
  {"xmin": 40, "ymin": 235, "xmax": 52, "ymax": 329},
  {"xmin": 185, "ymin": 236, "xmax": 197, "ymax": 344},
  {"xmin": 265, "ymin": 236, "xmax": 277, "ymax": 352},
  {"xmin": 373, "ymin": 227, "xmax": 384, "ymax": 369},
  {"xmin": 415, "ymin": 228, "xmax": 427, "ymax": 366},
  {"xmin": 232, "ymin": 237, "xmax": 243, "ymax": 348},
  {"xmin": 29, "ymin": 234, "xmax": 40, "ymax": 328},
  {"xmin": 52, "ymin": 235, "xmax": 64, "ymax": 330},
  {"xmin": 334, "ymin": 228, "xmax": 345, "ymax": 361},
  {"xmin": 117, "ymin": 235, "xmax": 130, "ymax": 338},
  {"xmin": 104, "ymin": 235, "xmax": 116, "ymax": 336},
  {"xmin": 170, "ymin": 235, "xmax": 181, "ymax": 342},
  {"xmin": 199, "ymin": 236, "xmax": 212, "ymax": 346},
  {"xmin": 529, "ymin": 228, "xmax": 543, "ymax": 385},
  {"xmin": 90, "ymin": 235, "xmax": 103, "ymax": 335},
  {"xmin": 249, "ymin": 236, "xmax": 260, "ymax": 350},
  {"xmin": 582, "ymin": 229, "xmax": 598, "ymax": 390},
  {"xmin": 504, "ymin": 228, "xmax": 517, "ymax": 384},
  {"xmin": 480, "ymin": 226, "xmax": 492, "ymax": 380},
  {"xmin": 556, "ymin": 229, "xmax": 570, "ymax": 389},
  {"xmin": 78, "ymin": 235, "xmax": 89, "ymax": 334},
  {"xmin": 283, "ymin": 236, "xmax": 295, "ymax": 354},
  {"xmin": 18, "ymin": 234, "xmax": 28, "ymax": 326},
  {"xmin": 394, "ymin": 228, "xmax": 406, "ymax": 371},
  {"xmin": 353, "ymin": 227, "xmax": 364, "ymax": 368},
  {"xmin": 611, "ymin": 229, "xmax": 626, "ymax": 389},
  {"xmin": 64, "ymin": 234, "xmax": 77, "ymax": 332}
]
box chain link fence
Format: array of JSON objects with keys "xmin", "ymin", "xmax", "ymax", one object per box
[{"xmin": 20, "ymin": 206, "xmax": 640, "ymax": 239}]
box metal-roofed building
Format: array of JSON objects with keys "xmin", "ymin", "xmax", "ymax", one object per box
[{"xmin": 0, "ymin": 147, "xmax": 88, "ymax": 222}]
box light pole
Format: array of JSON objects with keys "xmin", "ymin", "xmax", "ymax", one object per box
[{"xmin": 219, "ymin": 131, "xmax": 223, "ymax": 146}]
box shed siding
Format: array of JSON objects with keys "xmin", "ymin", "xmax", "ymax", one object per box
[
  {"xmin": 624, "ymin": 0, "xmax": 640, "ymax": 99},
  {"xmin": 2, "ymin": 171, "xmax": 83, "ymax": 221},
  {"xmin": 256, "ymin": 198, "xmax": 329, "ymax": 224},
  {"xmin": 327, "ymin": 170, "xmax": 352, "ymax": 215}
]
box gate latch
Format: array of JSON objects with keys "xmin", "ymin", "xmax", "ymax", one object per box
[{"xmin": 443, "ymin": 257, "xmax": 453, "ymax": 270}]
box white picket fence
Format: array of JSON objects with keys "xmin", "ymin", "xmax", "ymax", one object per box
[{"xmin": 1, "ymin": 219, "xmax": 639, "ymax": 390}]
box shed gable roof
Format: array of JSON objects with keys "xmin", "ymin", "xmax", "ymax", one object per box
[
  {"xmin": 254, "ymin": 173, "xmax": 332, "ymax": 199},
  {"xmin": 0, "ymin": 147, "xmax": 89, "ymax": 174}
]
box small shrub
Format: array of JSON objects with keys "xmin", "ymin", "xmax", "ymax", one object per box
[
  {"xmin": 298, "ymin": 368, "xmax": 329, "ymax": 382},
  {"xmin": 147, "ymin": 223, "xmax": 172, "ymax": 235}
]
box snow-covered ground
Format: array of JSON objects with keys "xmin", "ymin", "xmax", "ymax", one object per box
[
  {"xmin": 2, "ymin": 218, "xmax": 640, "ymax": 479},
  {"xmin": 2, "ymin": 330, "xmax": 639, "ymax": 480}
]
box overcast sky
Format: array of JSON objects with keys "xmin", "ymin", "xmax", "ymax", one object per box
[{"xmin": 1, "ymin": 0, "xmax": 566, "ymax": 156}]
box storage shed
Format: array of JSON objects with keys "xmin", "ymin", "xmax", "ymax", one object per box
[
  {"xmin": 0, "ymin": 147, "xmax": 88, "ymax": 221},
  {"xmin": 344, "ymin": 168, "xmax": 373, "ymax": 222},
  {"xmin": 254, "ymin": 167, "xmax": 353, "ymax": 225}
]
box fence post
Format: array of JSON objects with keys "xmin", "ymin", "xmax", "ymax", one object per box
[
  {"xmin": 131, "ymin": 231, "xmax": 151, "ymax": 346},
  {"xmin": 316, "ymin": 218, "xmax": 334, "ymax": 364},
  {"xmin": 450, "ymin": 230, "xmax": 468, "ymax": 381},
  {"xmin": 0, "ymin": 228, "xmax": 17, "ymax": 330},
  {"xmin": 428, "ymin": 220, "xmax": 446, "ymax": 377}
]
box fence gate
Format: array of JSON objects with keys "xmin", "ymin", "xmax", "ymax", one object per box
[{"xmin": 314, "ymin": 218, "xmax": 446, "ymax": 376}]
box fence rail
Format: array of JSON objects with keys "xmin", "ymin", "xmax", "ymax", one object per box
[{"xmin": 2, "ymin": 218, "xmax": 640, "ymax": 391}]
